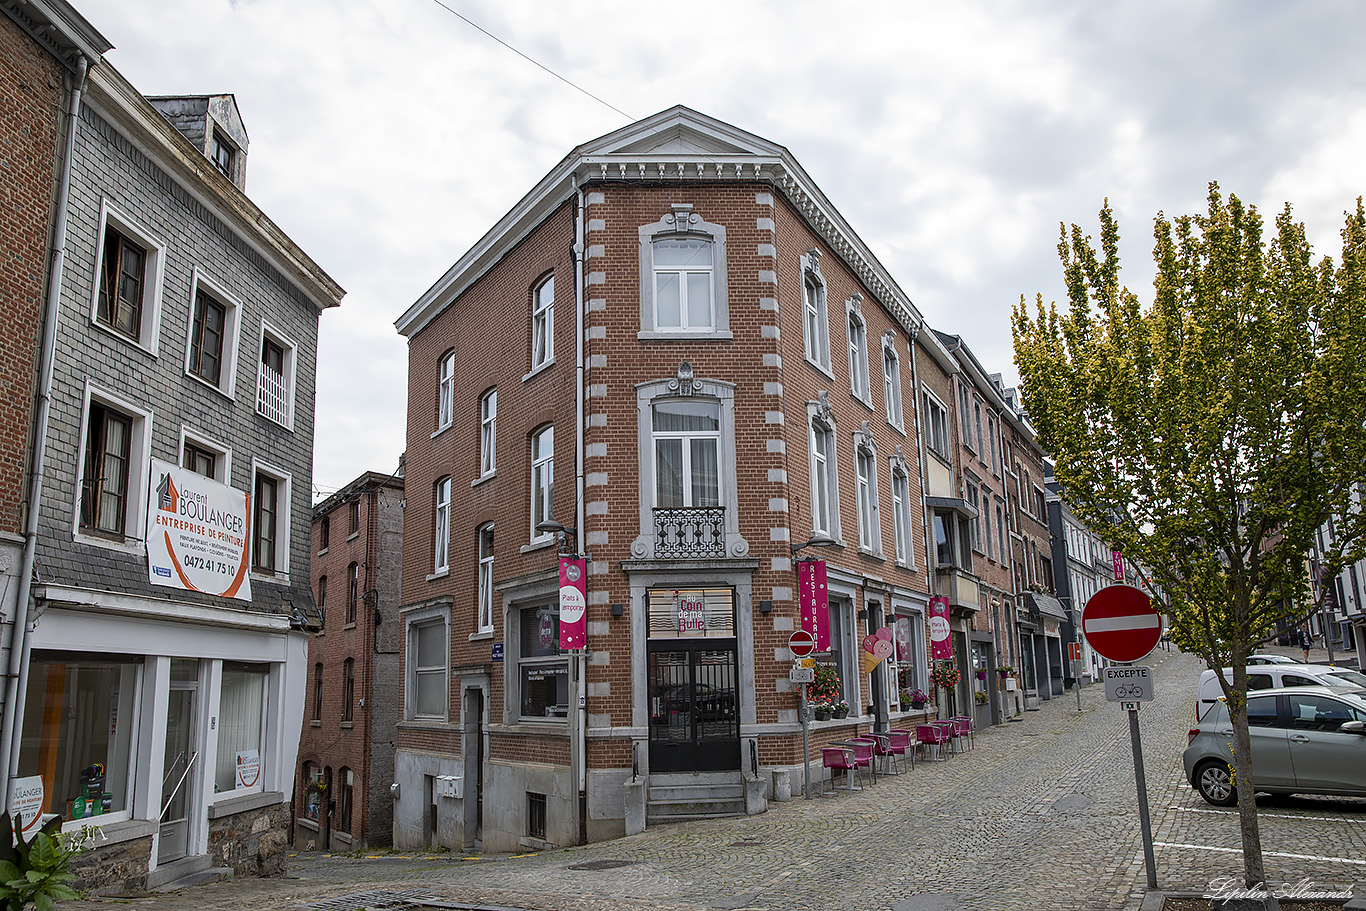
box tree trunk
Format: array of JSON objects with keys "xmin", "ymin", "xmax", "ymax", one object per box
[{"xmin": 1228, "ymin": 664, "xmax": 1281, "ymax": 909}]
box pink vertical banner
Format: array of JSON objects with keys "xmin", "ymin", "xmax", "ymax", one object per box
[
  {"xmin": 798, "ymin": 559, "xmax": 829, "ymax": 651},
  {"xmin": 928, "ymin": 595, "xmax": 953, "ymax": 660},
  {"xmin": 1111, "ymin": 550, "xmax": 1124, "ymax": 582},
  {"xmin": 558, "ymin": 556, "xmax": 587, "ymax": 650}
]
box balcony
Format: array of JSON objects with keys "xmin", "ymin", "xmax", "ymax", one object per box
[
  {"xmin": 935, "ymin": 565, "xmax": 980, "ymax": 615},
  {"xmin": 653, "ymin": 506, "xmax": 725, "ymax": 559}
]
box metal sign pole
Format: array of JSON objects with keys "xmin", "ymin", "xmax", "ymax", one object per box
[
  {"xmin": 801, "ymin": 681, "xmax": 811, "ymax": 798},
  {"xmin": 1128, "ymin": 706, "xmax": 1157, "ymax": 889}
]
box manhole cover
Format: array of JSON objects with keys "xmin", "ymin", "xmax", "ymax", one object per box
[
  {"xmin": 567, "ymin": 859, "xmax": 640, "ymax": 871},
  {"xmin": 1050, "ymin": 793, "xmax": 1095, "ymax": 813},
  {"xmin": 305, "ymin": 889, "xmax": 441, "ymax": 910}
]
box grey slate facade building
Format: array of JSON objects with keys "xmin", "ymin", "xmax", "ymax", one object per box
[{"xmin": 0, "ymin": 6, "xmax": 342, "ymax": 892}]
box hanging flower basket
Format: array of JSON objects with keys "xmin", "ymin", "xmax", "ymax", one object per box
[
  {"xmin": 930, "ymin": 664, "xmax": 959, "ymax": 689},
  {"xmin": 975, "ymin": 670, "xmax": 987, "ymax": 681}
]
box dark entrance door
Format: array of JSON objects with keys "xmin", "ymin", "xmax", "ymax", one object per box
[{"xmin": 648, "ymin": 643, "xmax": 739, "ymax": 772}]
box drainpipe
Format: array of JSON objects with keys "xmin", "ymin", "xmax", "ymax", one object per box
[
  {"xmin": 572, "ymin": 178, "xmax": 587, "ymax": 844},
  {"xmin": 1, "ymin": 56, "xmax": 90, "ymax": 805}
]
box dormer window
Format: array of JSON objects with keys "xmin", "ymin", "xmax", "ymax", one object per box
[{"xmin": 211, "ymin": 131, "xmax": 235, "ymax": 179}]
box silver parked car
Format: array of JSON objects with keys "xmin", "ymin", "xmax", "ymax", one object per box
[{"xmin": 1183, "ymin": 686, "xmax": 1366, "ymax": 806}]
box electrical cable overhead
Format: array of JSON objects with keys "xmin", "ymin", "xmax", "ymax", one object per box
[{"xmin": 427, "ymin": 0, "xmax": 633, "ymax": 121}]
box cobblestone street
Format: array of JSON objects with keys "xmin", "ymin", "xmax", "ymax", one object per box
[{"xmin": 67, "ymin": 646, "xmax": 1365, "ymax": 911}]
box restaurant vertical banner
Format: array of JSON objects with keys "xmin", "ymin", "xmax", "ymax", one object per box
[
  {"xmin": 798, "ymin": 559, "xmax": 829, "ymax": 651},
  {"xmin": 928, "ymin": 595, "xmax": 953, "ymax": 660},
  {"xmin": 558, "ymin": 556, "xmax": 587, "ymax": 650}
]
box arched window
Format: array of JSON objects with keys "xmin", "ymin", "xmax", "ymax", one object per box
[
  {"xmin": 530, "ymin": 426, "xmax": 554, "ymax": 541},
  {"xmin": 436, "ymin": 350, "xmax": 454, "ymax": 430},
  {"xmin": 531, "ymin": 275, "xmax": 554, "ymax": 369}
]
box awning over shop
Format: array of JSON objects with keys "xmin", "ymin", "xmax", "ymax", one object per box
[{"xmin": 1027, "ymin": 591, "xmax": 1069, "ymax": 621}]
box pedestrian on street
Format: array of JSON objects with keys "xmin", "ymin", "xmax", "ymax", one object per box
[{"xmin": 1299, "ymin": 627, "xmax": 1314, "ymax": 662}]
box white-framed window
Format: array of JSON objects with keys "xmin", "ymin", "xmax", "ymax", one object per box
[
  {"xmin": 923, "ymin": 392, "xmax": 949, "ymax": 460},
  {"xmin": 987, "ymin": 414, "xmax": 1000, "ymax": 476},
  {"xmin": 215, "ymin": 662, "xmax": 268, "ymax": 795},
  {"xmin": 933, "ymin": 509, "xmax": 973, "ymax": 572},
  {"xmin": 958, "ymin": 384, "xmax": 973, "ymax": 452},
  {"xmin": 251, "ymin": 460, "xmax": 291, "ymax": 577},
  {"xmin": 436, "ymin": 350, "xmax": 455, "ymax": 431},
  {"xmin": 996, "ymin": 499, "xmax": 1007, "ymax": 564},
  {"xmin": 802, "ymin": 250, "xmax": 830, "ymax": 372},
  {"xmin": 75, "ymin": 384, "xmax": 151, "ymax": 548},
  {"xmin": 965, "ymin": 479, "xmax": 983, "ymax": 554},
  {"xmin": 255, "ymin": 321, "xmax": 297, "ymax": 430},
  {"xmin": 434, "ymin": 476, "xmax": 451, "ymax": 572},
  {"xmin": 638, "ymin": 204, "xmax": 729, "ymax": 338},
  {"xmin": 18, "ymin": 652, "xmax": 140, "ymax": 825},
  {"xmin": 653, "ymin": 400, "xmax": 720, "ymax": 509},
  {"xmin": 518, "ymin": 603, "xmax": 568, "ymax": 720},
  {"xmin": 531, "ymin": 274, "xmax": 554, "ymax": 369},
  {"xmin": 973, "ymin": 397, "xmax": 985, "ymax": 456},
  {"xmin": 891, "ymin": 459, "xmax": 913, "ymax": 567},
  {"xmin": 982, "ymin": 488, "xmax": 994, "ymax": 561},
  {"xmin": 530, "ymin": 426, "xmax": 554, "ymax": 541},
  {"xmin": 405, "ymin": 605, "xmax": 448, "ymax": 721},
  {"xmin": 184, "ymin": 268, "xmax": 242, "ymax": 397},
  {"xmin": 855, "ymin": 434, "xmax": 880, "ymax": 554},
  {"xmin": 477, "ymin": 523, "xmax": 495, "ymax": 633},
  {"xmin": 91, "ymin": 200, "xmax": 165, "ymax": 354},
  {"xmin": 179, "ymin": 426, "xmax": 231, "ymax": 483},
  {"xmin": 807, "ymin": 401, "xmax": 840, "ymax": 540},
  {"xmin": 479, "ymin": 388, "xmax": 497, "ymax": 478},
  {"xmin": 847, "ymin": 296, "xmax": 869, "ymax": 403},
  {"xmin": 882, "ymin": 338, "xmax": 902, "ymax": 428}
]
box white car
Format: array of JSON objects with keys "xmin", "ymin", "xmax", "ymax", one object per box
[{"xmin": 1196, "ymin": 664, "xmax": 1366, "ymax": 718}]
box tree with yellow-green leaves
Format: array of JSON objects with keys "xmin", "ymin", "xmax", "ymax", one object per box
[{"xmin": 1012, "ymin": 184, "xmax": 1366, "ymax": 894}]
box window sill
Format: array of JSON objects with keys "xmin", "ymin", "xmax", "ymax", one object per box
[
  {"xmin": 340, "ymin": 721, "xmax": 353, "ymax": 729},
  {"xmin": 895, "ymin": 559, "xmax": 918, "ymax": 573},
  {"xmin": 803, "ymin": 356, "xmax": 835, "ymax": 380},
  {"xmin": 208, "ymin": 790, "xmax": 284, "ymax": 819},
  {"xmin": 523, "ymin": 358, "xmax": 556, "ymax": 382},
  {"xmin": 318, "ymin": 547, "xmax": 328, "ymax": 556},
  {"xmin": 886, "ymin": 419, "xmax": 906, "ymax": 437},
  {"xmin": 333, "ymin": 831, "xmax": 352, "ymax": 845},
  {"xmin": 310, "ymin": 719, "xmax": 321, "ymax": 727},
  {"xmin": 255, "ymin": 408, "xmax": 294, "ymax": 432},
  {"xmin": 426, "ymin": 568, "xmax": 450, "ymax": 581},
  {"xmin": 185, "ymin": 368, "xmax": 235, "ymax": 402},
  {"xmin": 344, "ymin": 621, "xmax": 357, "ymax": 630},
  {"xmin": 296, "ymin": 817, "xmax": 319, "ymax": 832},
  {"xmin": 636, "ymin": 329, "xmax": 733, "ymax": 342},
  {"xmin": 857, "ymin": 547, "xmax": 886, "ymax": 562},
  {"xmin": 251, "ymin": 570, "xmax": 291, "ymax": 585},
  {"xmin": 471, "ymin": 471, "xmax": 496, "ymax": 489},
  {"xmin": 74, "ymin": 529, "xmax": 144, "ymax": 556},
  {"xmin": 347, "ymin": 532, "xmax": 360, "ymax": 541},
  {"xmin": 468, "ymin": 630, "xmax": 494, "ymax": 642},
  {"xmin": 520, "ymin": 538, "xmax": 556, "ymax": 554},
  {"xmin": 431, "ymin": 422, "xmax": 452, "ymax": 440},
  {"xmin": 850, "ymin": 391, "xmax": 874, "ymax": 411},
  {"xmin": 91, "ymin": 318, "xmax": 158, "ymax": 357}
]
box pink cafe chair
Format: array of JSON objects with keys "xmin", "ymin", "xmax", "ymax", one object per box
[
  {"xmin": 915, "ymin": 723, "xmax": 950, "ymax": 762},
  {"xmin": 950, "ymin": 715, "xmax": 974, "ymax": 751},
  {"xmin": 841, "ymin": 738, "xmax": 878, "ymax": 784},
  {"xmin": 820, "ymin": 745, "xmax": 864, "ymax": 794}
]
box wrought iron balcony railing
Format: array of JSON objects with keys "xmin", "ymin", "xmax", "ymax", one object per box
[{"xmin": 653, "ymin": 506, "xmax": 725, "ymax": 559}]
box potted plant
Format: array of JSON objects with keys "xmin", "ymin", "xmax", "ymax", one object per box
[
  {"xmin": 974, "ymin": 690, "xmax": 989, "ymax": 705},
  {"xmin": 908, "ymin": 688, "xmax": 928, "ymax": 709},
  {"xmin": 808, "ymin": 662, "xmax": 841, "ymax": 717},
  {"xmin": 975, "ymin": 669, "xmax": 988, "ymax": 681},
  {"xmin": 997, "ymin": 665, "xmax": 1015, "ymax": 677},
  {"xmin": 831, "ymin": 701, "xmax": 849, "ymax": 719},
  {"xmin": 813, "ymin": 703, "xmax": 833, "ymax": 722}
]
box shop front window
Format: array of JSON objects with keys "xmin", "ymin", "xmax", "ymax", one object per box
[
  {"xmin": 519, "ymin": 605, "xmax": 568, "ymax": 719},
  {"xmin": 19, "ymin": 653, "xmax": 140, "ymax": 822},
  {"xmin": 216, "ymin": 663, "xmax": 267, "ymax": 793}
]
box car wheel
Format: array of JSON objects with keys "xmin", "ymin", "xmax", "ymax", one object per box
[{"xmin": 1195, "ymin": 760, "xmax": 1237, "ymax": 806}]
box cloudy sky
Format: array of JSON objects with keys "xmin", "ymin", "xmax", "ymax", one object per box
[{"xmin": 75, "ymin": 0, "xmax": 1366, "ymax": 500}]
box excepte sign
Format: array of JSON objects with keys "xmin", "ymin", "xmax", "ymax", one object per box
[
  {"xmin": 558, "ymin": 557, "xmax": 587, "ymax": 650},
  {"xmin": 1104, "ymin": 665, "xmax": 1153, "ymax": 702},
  {"xmin": 797, "ymin": 560, "xmax": 830, "ymax": 651},
  {"xmin": 928, "ymin": 596, "xmax": 953, "ymax": 659},
  {"xmin": 147, "ymin": 458, "xmax": 251, "ymax": 601}
]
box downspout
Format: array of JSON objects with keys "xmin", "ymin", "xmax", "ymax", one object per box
[
  {"xmin": 1, "ymin": 55, "xmax": 90, "ymax": 803},
  {"xmin": 572, "ymin": 179, "xmax": 587, "ymax": 844}
]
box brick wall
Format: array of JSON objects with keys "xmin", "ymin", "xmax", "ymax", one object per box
[{"xmin": 0, "ymin": 15, "xmax": 61, "ymax": 537}]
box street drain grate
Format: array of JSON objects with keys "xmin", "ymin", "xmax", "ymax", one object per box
[
  {"xmin": 566, "ymin": 859, "xmax": 640, "ymax": 871},
  {"xmin": 304, "ymin": 888, "xmax": 442, "ymax": 910}
]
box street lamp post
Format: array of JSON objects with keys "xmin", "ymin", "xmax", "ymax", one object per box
[{"xmin": 791, "ymin": 533, "xmax": 837, "ymax": 798}]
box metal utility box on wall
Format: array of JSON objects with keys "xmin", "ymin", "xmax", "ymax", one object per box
[{"xmin": 436, "ymin": 775, "xmax": 462, "ymax": 799}]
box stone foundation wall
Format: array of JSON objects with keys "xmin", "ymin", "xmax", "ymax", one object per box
[
  {"xmin": 208, "ymin": 801, "xmax": 290, "ymax": 877},
  {"xmin": 68, "ymin": 832, "xmax": 152, "ymax": 896}
]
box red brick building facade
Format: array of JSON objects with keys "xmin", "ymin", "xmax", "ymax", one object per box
[
  {"xmin": 394, "ymin": 108, "xmax": 1051, "ymax": 851},
  {"xmin": 295, "ymin": 470, "xmax": 404, "ymax": 850}
]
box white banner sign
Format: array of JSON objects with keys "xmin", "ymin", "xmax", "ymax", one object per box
[
  {"xmin": 147, "ymin": 458, "xmax": 252, "ymax": 601},
  {"xmin": 235, "ymin": 749, "xmax": 261, "ymax": 789}
]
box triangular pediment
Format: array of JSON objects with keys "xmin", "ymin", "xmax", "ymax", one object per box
[{"xmin": 578, "ymin": 105, "xmax": 785, "ymax": 159}]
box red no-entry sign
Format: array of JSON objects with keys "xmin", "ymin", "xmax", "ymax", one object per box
[
  {"xmin": 1081, "ymin": 584, "xmax": 1162, "ymax": 663},
  {"xmin": 788, "ymin": 629, "xmax": 816, "ymax": 659}
]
